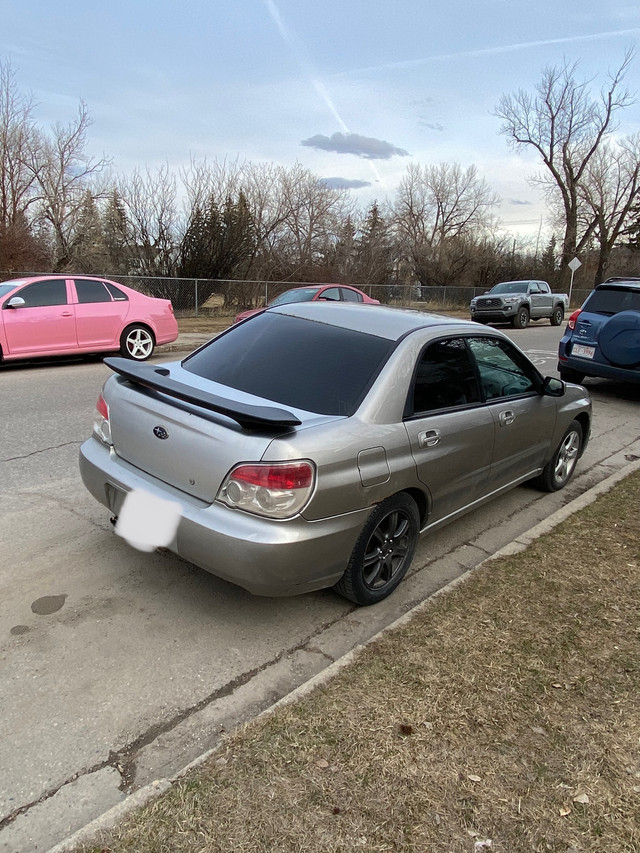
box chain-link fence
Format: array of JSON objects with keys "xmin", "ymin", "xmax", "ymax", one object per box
[
  {"xmin": 0, "ymin": 272, "xmax": 594, "ymax": 316},
  {"xmin": 100, "ymin": 277, "xmax": 596, "ymax": 316}
]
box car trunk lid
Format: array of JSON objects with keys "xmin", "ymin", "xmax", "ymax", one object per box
[{"xmin": 103, "ymin": 358, "xmax": 301, "ymax": 503}]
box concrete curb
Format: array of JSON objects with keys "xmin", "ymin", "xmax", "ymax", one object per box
[{"xmin": 45, "ymin": 457, "xmax": 640, "ymax": 853}]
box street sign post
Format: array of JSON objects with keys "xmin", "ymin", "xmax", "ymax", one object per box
[{"xmin": 568, "ymin": 257, "xmax": 582, "ymax": 305}]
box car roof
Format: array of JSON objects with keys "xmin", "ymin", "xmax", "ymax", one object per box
[
  {"xmin": 271, "ymin": 300, "xmax": 487, "ymax": 342},
  {"xmin": 597, "ymin": 279, "xmax": 640, "ymax": 291},
  {"xmin": 2, "ymin": 274, "xmax": 111, "ymax": 285}
]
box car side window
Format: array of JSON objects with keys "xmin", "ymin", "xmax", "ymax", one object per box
[
  {"xmin": 75, "ymin": 279, "xmax": 112, "ymax": 303},
  {"xmin": 319, "ymin": 287, "xmax": 341, "ymax": 301},
  {"xmin": 468, "ymin": 337, "xmax": 538, "ymax": 400},
  {"xmin": 409, "ymin": 338, "xmax": 480, "ymax": 416},
  {"xmin": 341, "ymin": 288, "xmax": 362, "ymax": 302},
  {"xmin": 13, "ymin": 280, "xmax": 68, "ymax": 307},
  {"xmin": 104, "ymin": 281, "xmax": 128, "ymax": 301}
]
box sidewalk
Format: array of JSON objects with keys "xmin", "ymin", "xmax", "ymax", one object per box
[{"xmin": 156, "ymin": 331, "xmax": 215, "ymax": 354}]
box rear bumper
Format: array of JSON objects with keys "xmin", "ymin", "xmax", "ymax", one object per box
[
  {"xmin": 558, "ymin": 336, "xmax": 640, "ymax": 383},
  {"xmin": 558, "ymin": 352, "xmax": 640, "ymax": 384},
  {"xmin": 154, "ymin": 317, "xmax": 179, "ymax": 345},
  {"xmin": 79, "ymin": 437, "xmax": 370, "ymax": 597}
]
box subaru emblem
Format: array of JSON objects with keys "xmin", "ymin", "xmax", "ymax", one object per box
[{"xmin": 153, "ymin": 426, "xmax": 169, "ymax": 440}]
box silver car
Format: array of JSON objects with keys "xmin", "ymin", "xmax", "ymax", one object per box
[{"xmin": 79, "ymin": 302, "xmax": 591, "ymax": 605}]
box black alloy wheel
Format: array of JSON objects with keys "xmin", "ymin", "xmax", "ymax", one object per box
[{"xmin": 335, "ymin": 493, "xmax": 420, "ymax": 606}]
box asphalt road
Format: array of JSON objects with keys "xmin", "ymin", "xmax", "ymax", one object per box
[{"xmin": 1, "ymin": 324, "xmax": 639, "ymax": 853}]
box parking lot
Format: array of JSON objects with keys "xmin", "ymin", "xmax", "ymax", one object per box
[{"xmin": 1, "ymin": 323, "xmax": 639, "ymax": 853}]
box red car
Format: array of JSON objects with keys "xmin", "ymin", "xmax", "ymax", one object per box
[
  {"xmin": 0, "ymin": 275, "xmax": 178, "ymax": 362},
  {"xmin": 234, "ymin": 284, "xmax": 380, "ymax": 323}
]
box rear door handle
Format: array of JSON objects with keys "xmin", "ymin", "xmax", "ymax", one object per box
[
  {"xmin": 499, "ymin": 411, "xmax": 515, "ymax": 426},
  {"xmin": 418, "ymin": 429, "xmax": 441, "ymax": 448}
]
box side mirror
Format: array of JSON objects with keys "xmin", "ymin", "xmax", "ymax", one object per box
[
  {"xmin": 541, "ymin": 376, "xmax": 565, "ymax": 397},
  {"xmin": 6, "ymin": 296, "xmax": 26, "ymax": 309}
]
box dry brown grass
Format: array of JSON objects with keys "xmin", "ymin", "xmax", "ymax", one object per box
[
  {"xmin": 84, "ymin": 473, "xmax": 640, "ymax": 853},
  {"xmin": 176, "ymin": 314, "xmax": 235, "ymax": 334}
]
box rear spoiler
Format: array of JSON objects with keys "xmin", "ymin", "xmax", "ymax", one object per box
[{"xmin": 104, "ymin": 358, "xmax": 301, "ymax": 430}]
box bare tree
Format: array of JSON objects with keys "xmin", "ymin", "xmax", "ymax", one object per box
[
  {"xmin": 579, "ymin": 135, "xmax": 640, "ymax": 284},
  {"xmin": 34, "ymin": 100, "xmax": 111, "ymax": 270},
  {"xmin": 116, "ymin": 164, "xmax": 181, "ymax": 276},
  {"xmin": 274, "ymin": 163, "xmax": 354, "ymax": 280},
  {"xmin": 0, "ymin": 60, "xmax": 42, "ymax": 228},
  {"xmin": 239, "ymin": 162, "xmax": 297, "ymax": 279},
  {"xmin": 393, "ymin": 162, "xmax": 499, "ymax": 286},
  {"xmin": 495, "ymin": 52, "xmax": 635, "ymax": 289}
]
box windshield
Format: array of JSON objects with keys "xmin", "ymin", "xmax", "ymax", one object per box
[
  {"xmin": 183, "ymin": 311, "xmax": 394, "ymax": 416},
  {"xmin": 0, "ymin": 280, "xmax": 26, "ymax": 299},
  {"xmin": 490, "ymin": 282, "xmax": 529, "ymax": 294},
  {"xmin": 268, "ymin": 287, "xmax": 322, "ymax": 307}
]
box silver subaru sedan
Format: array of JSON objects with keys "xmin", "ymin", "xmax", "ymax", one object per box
[{"xmin": 79, "ymin": 302, "xmax": 591, "ymax": 605}]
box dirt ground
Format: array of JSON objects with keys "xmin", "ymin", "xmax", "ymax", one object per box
[
  {"xmin": 177, "ymin": 314, "xmax": 235, "ymax": 335},
  {"xmin": 80, "ymin": 471, "xmax": 640, "ymax": 853}
]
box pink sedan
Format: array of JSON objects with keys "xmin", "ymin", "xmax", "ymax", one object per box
[
  {"xmin": 234, "ymin": 283, "xmax": 380, "ymax": 323},
  {"xmin": 0, "ymin": 275, "xmax": 178, "ymax": 362}
]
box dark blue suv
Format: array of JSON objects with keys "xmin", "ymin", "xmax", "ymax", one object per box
[{"xmin": 558, "ymin": 279, "xmax": 640, "ymax": 384}]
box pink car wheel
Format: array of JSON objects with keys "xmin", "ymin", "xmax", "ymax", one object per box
[{"xmin": 120, "ymin": 324, "xmax": 155, "ymax": 360}]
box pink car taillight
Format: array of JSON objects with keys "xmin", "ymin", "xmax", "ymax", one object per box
[
  {"xmin": 93, "ymin": 393, "xmax": 112, "ymax": 446},
  {"xmin": 217, "ymin": 461, "xmax": 316, "ymax": 519}
]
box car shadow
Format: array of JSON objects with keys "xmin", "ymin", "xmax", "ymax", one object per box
[{"xmin": 581, "ymin": 378, "xmax": 640, "ymax": 403}]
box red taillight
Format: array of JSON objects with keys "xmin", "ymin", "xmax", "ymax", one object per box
[
  {"xmin": 217, "ymin": 461, "xmax": 316, "ymax": 519},
  {"xmin": 93, "ymin": 393, "xmax": 112, "ymax": 445},
  {"xmin": 96, "ymin": 393, "xmax": 109, "ymax": 420},
  {"xmin": 567, "ymin": 309, "xmax": 581, "ymax": 330},
  {"xmin": 232, "ymin": 463, "xmax": 314, "ymax": 491}
]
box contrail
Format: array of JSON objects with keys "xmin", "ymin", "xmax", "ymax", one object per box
[
  {"xmin": 335, "ymin": 28, "xmax": 640, "ymax": 77},
  {"xmin": 263, "ymin": 0, "xmax": 347, "ymax": 131},
  {"xmin": 263, "ymin": 0, "xmax": 383, "ymax": 184}
]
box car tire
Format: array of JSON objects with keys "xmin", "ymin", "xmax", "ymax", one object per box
[
  {"xmin": 535, "ymin": 420, "xmax": 583, "ymax": 492},
  {"xmin": 551, "ymin": 305, "xmax": 564, "ymax": 326},
  {"xmin": 334, "ymin": 493, "xmax": 420, "ymax": 606},
  {"xmin": 513, "ymin": 306, "xmax": 530, "ymax": 329},
  {"xmin": 559, "ymin": 366, "xmax": 585, "ymax": 384},
  {"xmin": 120, "ymin": 324, "xmax": 155, "ymax": 361}
]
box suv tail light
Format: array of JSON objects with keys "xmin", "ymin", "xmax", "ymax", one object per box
[
  {"xmin": 93, "ymin": 393, "xmax": 112, "ymax": 445},
  {"xmin": 217, "ymin": 461, "xmax": 316, "ymax": 519},
  {"xmin": 567, "ymin": 309, "xmax": 582, "ymax": 330}
]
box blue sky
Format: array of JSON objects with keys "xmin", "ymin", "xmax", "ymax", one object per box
[{"xmin": 2, "ymin": 0, "xmax": 640, "ymax": 237}]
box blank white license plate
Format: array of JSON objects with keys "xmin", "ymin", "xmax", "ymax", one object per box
[
  {"xmin": 572, "ymin": 343, "xmax": 595, "ymax": 359},
  {"xmin": 116, "ymin": 488, "xmax": 182, "ymax": 552}
]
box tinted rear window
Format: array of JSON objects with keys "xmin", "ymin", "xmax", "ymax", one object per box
[
  {"xmin": 584, "ymin": 286, "xmax": 640, "ymax": 315},
  {"xmin": 183, "ymin": 312, "xmax": 394, "ymax": 415}
]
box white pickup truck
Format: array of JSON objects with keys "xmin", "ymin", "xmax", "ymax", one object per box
[{"xmin": 470, "ymin": 280, "xmax": 570, "ymax": 329}]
